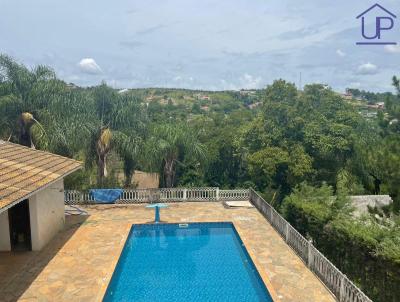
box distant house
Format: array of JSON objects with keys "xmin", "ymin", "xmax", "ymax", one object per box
[
  {"xmin": 367, "ymin": 104, "xmax": 377, "ymax": 109},
  {"xmin": 66, "ymin": 83, "xmax": 78, "ymax": 89},
  {"xmin": 200, "ymin": 105, "xmax": 210, "ymax": 111},
  {"xmin": 341, "ymin": 92, "xmax": 353, "ymax": 101},
  {"xmin": 201, "ymin": 95, "xmax": 210, "ymax": 101},
  {"xmin": 247, "ymin": 102, "xmax": 262, "ymax": 109},
  {"xmin": 240, "ymin": 89, "xmax": 257, "ymax": 96},
  {"xmin": 0, "ymin": 141, "xmax": 81, "ymax": 251},
  {"xmin": 376, "ymin": 102, "xmax": 385, "ymax": 109},
  {"xmin": 350, "ymin": 195, "xmax": 393, "ymax": 216},
  {"xmin": 118, "ymin": 88, "xmax": 129, "ymax": 94}
]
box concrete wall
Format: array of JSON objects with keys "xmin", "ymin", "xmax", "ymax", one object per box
[
  {"xmin": 0, "ymin": 210, "xmax": 10, "ymax": 251},
  {"xmin": 29, "ymin": 179, "xmax": 65, "ymax": 251},
  {"xmin": 133, "ymin": 170, "xmax": 159, "ymax": 189},
  {"xmin": 117, "ymin": 170, "xmax": 159, "ymax": 189}
]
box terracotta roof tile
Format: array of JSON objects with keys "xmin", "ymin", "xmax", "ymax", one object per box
[{"xmin": 0, "ymin": 140, "xmax": 82, "ymax": 212}]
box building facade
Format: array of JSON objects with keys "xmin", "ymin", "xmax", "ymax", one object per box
[{"xmin": 0, "ymin": 141, "xmax": 81, "ymax": 251}]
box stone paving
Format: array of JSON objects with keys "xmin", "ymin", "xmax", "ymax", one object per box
[{"xmin": 0, "ymin": 202, "xmax": 336, "ymax": 302}]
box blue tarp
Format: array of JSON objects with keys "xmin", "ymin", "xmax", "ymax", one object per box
[{"xmin": 89, "ymin": 189, "xmax": 123, "ymax": 204}]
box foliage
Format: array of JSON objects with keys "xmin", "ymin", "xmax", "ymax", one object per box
[
  {"xmin": 235, "ymin": 81, "xmax": 369, "ymax": 206},
  {"xmin": 283, "ymin": 183, "xmax": 400, "ymax": 302},
  {"xmin": 143, "ymin": 122, "xmax": 205, "ymax": 187}
]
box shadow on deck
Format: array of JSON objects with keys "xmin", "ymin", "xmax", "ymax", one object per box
[{"xmin": 0, "ymin": 214, "xmax": 88, "ymax": 302}]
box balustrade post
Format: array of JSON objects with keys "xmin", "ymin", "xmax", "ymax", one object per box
[
  {"xmin": 339, "ymin": 276, "xmax": 346, "ymax": 302},
  {"xmin": 307, "ymin": 240, "xmax": 313, "ymax": 269},
  {"xmin": 183, "ymin": 188, "xmax": 187, "ymax": 201},
  {"xmin": 285, "ymin": 223, "xmax": 290, "ymax": 242},
  {"xmin": 216, "ymin": 188, "xmax": 220, "ymax": 201}
]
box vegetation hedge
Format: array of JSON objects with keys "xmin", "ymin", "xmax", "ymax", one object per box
[{"xmin": 283, "ymin": 185, "xmax": 400, "ymax": 302}]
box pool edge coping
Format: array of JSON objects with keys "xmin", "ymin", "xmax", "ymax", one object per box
[
  {"xmin": 95, "ymin": 223, "xmax": 132, "ymax": 302},
  {"xmin": 233, "ymin": 221, "xmax": 281, "ymax": 302},
  {"xmin": 95, "ymin": 220, "xmax": 281, "ymax": 302}
]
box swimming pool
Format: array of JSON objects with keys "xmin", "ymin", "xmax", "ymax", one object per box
[{"xmin": 103, "ymin": 222, "xmax": 273, "ymax": 302}]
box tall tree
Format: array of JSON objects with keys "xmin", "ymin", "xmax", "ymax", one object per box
[
  {"xmin": 144, "ymin": 123, "xmax": 205, "ymax": 187},
  {"xmin": 84, "ymin": 84, "xmax": 146, "ymax": 186},
  {"xmin": 0, "ymin": 54, "xmax": 56, "ymax": 147}
]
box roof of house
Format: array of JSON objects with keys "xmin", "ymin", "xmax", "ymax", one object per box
[
  {"xmin": 350, "ymin": 195, "xmax": 393, "ymax": 216},
  {"xmin": 0, "ymin": 140, "xmax": 82, "ymax": 213}
]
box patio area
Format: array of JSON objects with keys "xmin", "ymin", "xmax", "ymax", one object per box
[{"xmin": 0, "ymin": 202, "xmax": 336, "ymax": 302}]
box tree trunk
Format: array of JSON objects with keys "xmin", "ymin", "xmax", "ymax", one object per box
[
  {"xmin": 164, "ymin": 158, "xmax": 175, "ymax": 188},
  {"xmin": 97, "ymin": 153, "xmax": 107, "ymax": 186},
  {"xmin": 370, "ymin": 173, "xmax": 381, "ymax": 194},
  {"xmin": 123, "ymin": 157, "xmax": 135, "ymax": 188},
  {"xmin": 18, "ymin": 121, "xmax": 32, "ymax": 147},
  {"xmin": 124, "ymin": 170, "xmax": 134, "ymax": 188}
]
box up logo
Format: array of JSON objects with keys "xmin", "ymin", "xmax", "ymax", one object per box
[{"xmin": 356, "ymin": 3, "xmax": 397, "ymax": 45}]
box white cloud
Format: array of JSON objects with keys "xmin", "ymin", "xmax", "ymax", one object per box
[
  {"xmin": 384, "ymin": 45, "xmax": 400, "ymax": 53},
  {"xmin": 357, "ymin": 63, "xmax": 378, "ymax": 75},
  {"xmin": 239, "ymin": 73, "xmax": 262, "ymax": 89},
  {"xmin": 218, "ymin": 74, "xmax": 263, "ymax": 90},
  {"xmin": 78, "ymin": 58, "xmax": 102, "ymax": 74},
  {"xmin": 219, "ymin": 79, "xmax": 238, "ymax": 90},
  {"xmin": 336, "ymin": 49, "xmax": 346, "ymax": 57},
  {"xmin": 349, "ymin": 82, "xmax": 361, "ymax": 88}
]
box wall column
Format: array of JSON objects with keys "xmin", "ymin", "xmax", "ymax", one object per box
[
  {"xmin": 29, "ymin": 180, "xmax": 65, "ymax": 251},
  {"xmin": 0, "ymin": 210, "xmax": 11, "ymax": 251}
]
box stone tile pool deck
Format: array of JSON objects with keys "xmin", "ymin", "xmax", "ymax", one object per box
[{"xmin": 0, "ymin": 202, "xmax": 336, "ymax": 302}]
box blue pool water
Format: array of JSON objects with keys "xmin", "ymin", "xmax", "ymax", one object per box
[{"xmin": 103, "ymin": 222, "xmax": 273, "ymax": 302}]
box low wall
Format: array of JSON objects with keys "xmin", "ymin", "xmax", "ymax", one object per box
[{"xmin": 64, "ymin": 188, "xmax": 250, "ymax": 204}]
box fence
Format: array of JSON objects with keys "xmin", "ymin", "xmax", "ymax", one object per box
[
  {"xmin": 64, "ymin": 187, "xmax": 249, "ymax": 204},
  {"xmin": 249, "ymin": 189, "xmax": 373, "ymax": 302}
]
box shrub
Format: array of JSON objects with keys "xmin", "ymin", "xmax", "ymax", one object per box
[{"xmin": 282, "ymin": 183, "xmax": 400, "ymax": 302}]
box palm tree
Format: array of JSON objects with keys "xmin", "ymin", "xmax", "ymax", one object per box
[
  {"xmin": 0, "ymin": 54, "xmax": 56, "ymax": 147},
  {"xmin": 18, "ymin": 112, "xmax": 46, "ymax": 147},
  {"xmin": 144, "ymin": 123, "xmax": 205, "ymax": 187},
  {"xmin": 85, "ymin": 83, "xmax": 146, "ymax": 187},
  {"xmin": 1, "ymin": 56, "xmax": 147, "ymax": 188},
  {"xmin": 113, "ymin": 132, "xmax": 141, "ymax": 187}
]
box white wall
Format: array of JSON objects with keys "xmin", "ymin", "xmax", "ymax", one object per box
[
  {"xmin": 0, "ymin": 210, "xmax": 10, "ymax": 251},
  {"xmin": 29, "ymin": 179, "xmax": 65, "ymax": 251}
]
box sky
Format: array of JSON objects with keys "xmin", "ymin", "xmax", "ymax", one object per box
[{"xmin": 1, "ymin": 0, "xmax": 400, "ymax": 92}]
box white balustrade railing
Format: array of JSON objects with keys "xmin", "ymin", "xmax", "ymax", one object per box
[
  {"xmin": 186, "ymin": 187, "xmax": 218, "ymax": 201},
  {"xmin": 119, "ymin": 189, "xmax": 150, "ymax": 202},
  {"xmin": 219, "ymin": 189, "xmax": 249, "ymax": 201},
  {"xmin": 249, "ymin": 188, "xmax": 373, "ymax": 302},
  {"xmin": 64, "ymin": 190, "xmax": 94, "ymax": 203},
  {"xmin": 64, "ymin": 187, "xmax": 249, "ymax": 204}
]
